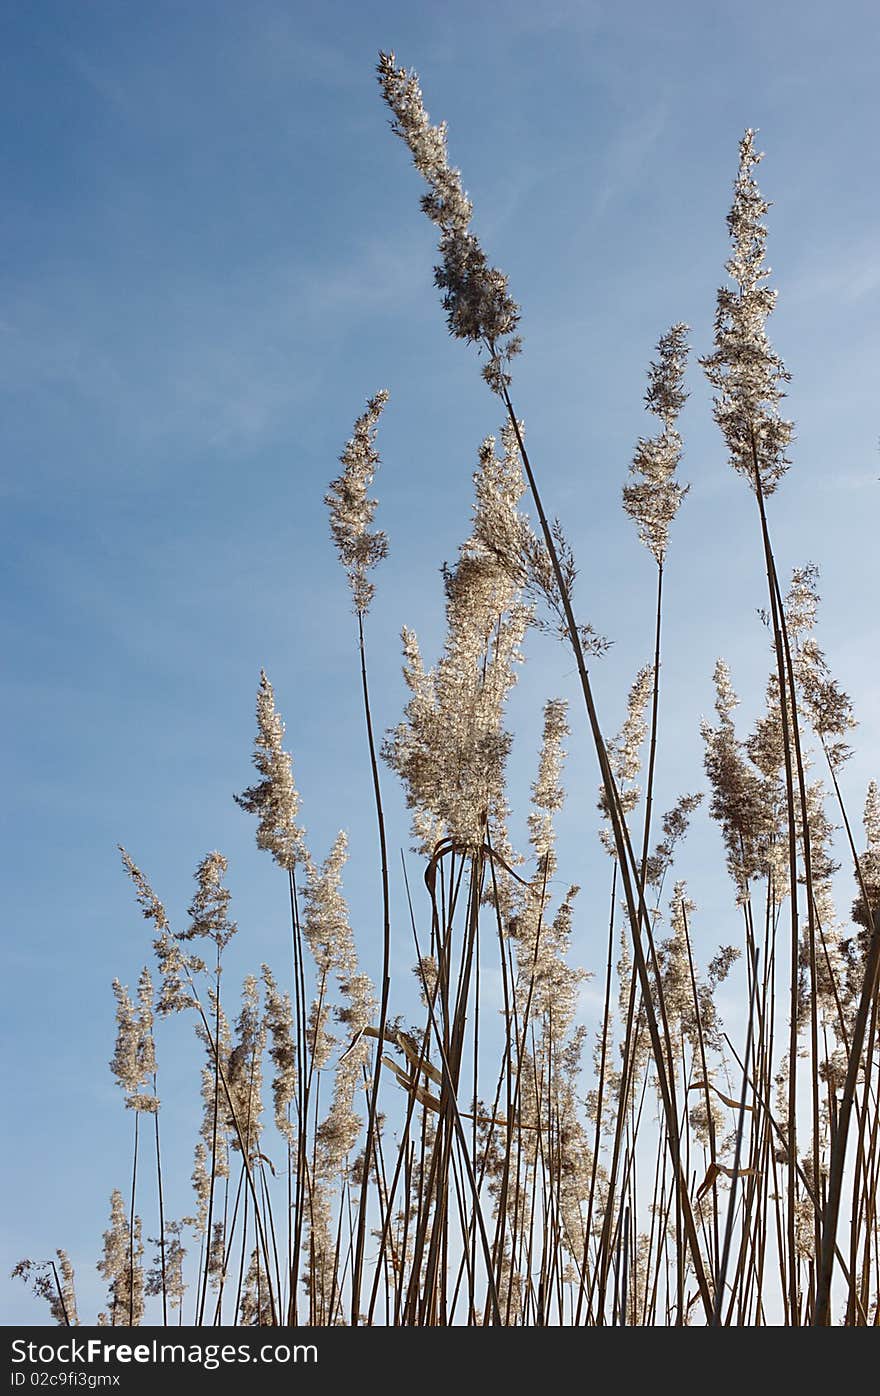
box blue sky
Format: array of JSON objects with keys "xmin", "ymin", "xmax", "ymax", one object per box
[{"xmin": 2, "ymin": 0, "xmax": 878, "ymax": 1322}]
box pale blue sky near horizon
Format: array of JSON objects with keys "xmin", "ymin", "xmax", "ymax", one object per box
[{"xmin": 2, "ymin": 0, "xmax": 878, "ymax": 1323}]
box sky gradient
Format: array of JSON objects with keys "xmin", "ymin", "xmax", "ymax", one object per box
[{"xmin": 2, "ymin": 0, "xmax": 878, "ymax": 1322}]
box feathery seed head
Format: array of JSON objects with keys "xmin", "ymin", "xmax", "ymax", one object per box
[
  {"xmin": 784, "ymin": 567, "xmax": 857, "ymax": 767},
  {"xmin": 384, "ymin": 433, "xmax": 531, "ymax": 852},
  {"xmin": 119, "ymin": 846, "xmax": 170, "ymax": 934},
  {"xmin": 644, "ymin": 792, "xmax": 704, "ymax": 887},
  {"xmin": 528, "ymin": 698, "xmax": 569, "ymax": 873},
  {"xmin": 97, "ymin": 1190, "xmax": 144, "ymax": 1326},
  {"xmin": 262, "ymin": 965, "xmax": 298, "ymax": 1144},
  {"xmin": 623, "ymin": 324, "xmax": 690, "ymax": 563},
  {"xmin": 146, "ymin": 1222, "xmax": 187, "ymax": 1311},
  {"xmin": 109, "ymin": 969, "xmax": 159, "ymax": 1111},
  {"xmin": 853, "ymin": 781, "xmax": 880, "ymax": 934},
  {"xmin": 183, "ymin": 851, "xmax": 237, "ymax": 950},
  {"xmin": 700, "ymin": 131, "xmax": 793, "ymax": 495},
  {"xmin": 303, "ymin": 832, "xmax": 356, "ymax": 975},
  {"xmin": 377, "ymin": 51, "xmax": 521, "ymax": 389},
  {"xmin": 224, "ymin": 976, "xmax": 265, "ymax": 1158},
  {"xmin": 702, "ymin": 659, "xmax": 785, "ymax": 901},
  {"xmin": 12, "ymin": 1254, "xmax": 79, "ymax": 1327},
  {"xmin": 598, "ymin": 663, "xmax": 654, "ymax": 850},
  {"xmin": 235, "ymin": 671, "xmax": 308, "ymax": 872},
  {"xmin": 612, "ymin": 663, "xmax": 655, "ymax": 784},
  {"xmin": 326, "ymin": 391, "xmax": 389, "ymax": 614}
]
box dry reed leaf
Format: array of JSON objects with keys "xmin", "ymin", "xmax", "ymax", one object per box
[
  {"xmin": 380, "ymin": 1049, "xmax": 444, "ymax": 1114},
  {"xmin": 338, "ymin": 1028, "xmax": 366, "ymax": 1062},
  {"xmin": 412, "ymin": 1083, "xmax": 443, "ymax": 1113},
  {"xmin": 696, "ymin": 1163, "xmax": 721, "ymax": 1200},
  {"xmin": 380, "ymin": 1054, "xmax": 414, "ymax": 1090},
  {"xmin": 696, "ymin": 1161, "xmax": 760, "ymax": 1201},
  {"xmin": 424, "ymin": 835, "xmax": 529, "ymax": 897},
  {"xmin": 363, "ymin": 1025, "xmax": 400, "ymax": 1046},
  {"xmin": 396, "ymin": 1032, "xmax": 443, "ymax": 1086},
  {"xmin": 462, "ymin": 1109, "xmax": 510, "ymax": 1128},
  {"xmin": 689, "ymin": 1079, "xmax": 753, "ymax": 1112},
  {"xmin": 255, "ymin": 1152, "xmax": 276, "ymax": 1177},
  {"xmin": 379, "ymin": 1047, "xmax": 511, "ymax": 1126}
]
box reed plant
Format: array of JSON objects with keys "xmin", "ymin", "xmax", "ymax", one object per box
[{"xmin": 14, "ymin": 52, "xmax": 878, "ymax": 1328}]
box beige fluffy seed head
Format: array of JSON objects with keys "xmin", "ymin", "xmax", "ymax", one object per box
[
  {"xmin": 377, "ymin": 51, "xmax": 521, "ymax": 391},
  {"xmin": 326, "ymin": 391, "xmax": 389, "ymax": 614},
  {"xmin": 785, "ymin": 566, "xmax": 857, "ymax": 768},
  {"xmin": 528, "ymin": 698, "xmax": 570, "ymax": 876},
  {"xmin": 109, "ymin": 969, "xmax": 159, "ymax": 1111},
  {"xmin": 225, "ymin": 975, "xmax": 265, "ymax": 1158},
  {"xmin": 853, "ymin": 781, "xmax": 880, "ymax": 934},
  {"xmin": 11, "ymin": 1254, "xmax": 79, "ymax": 1326},
  {"xmin": 384, "ymin": 432, "xmax": 532, "ymax": 853},
  {"xmin": 183, "ymin": 851, "xmax": 237, "ymax": 950},
  {"xmin": 303, "ymin": 832, "xmax": 356, "ymax": 976},
  {"xmin": 235, "ymin": 671, "xmax": 308, "ymax": 872},
  {"xmin": 97, "ymin": 1190, "xmax": 144, "ymax": 1326},
  {"xmin": 262, "ymin": 964, "xmax": 297, "ymax": 1144},
  {"xmin": 701, "ymin": 130, "xmax": 793, "ymax": 496},
  {"xmin": 597, "ymin": 663, "xmax": 654, "ymax": 854},
  {"xmin": 623, "ymin": 324, "xmax": 690, "ymax": 563},
  {"xmin": 702, "ymin": 659, "xmax": 786, "ymax": 902}
]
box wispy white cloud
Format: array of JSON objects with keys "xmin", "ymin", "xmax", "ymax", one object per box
[
  {"xmin": 239, "ymin": 12, "xmax": 366, "ymax": 93},
  {"xmin": 592, "ymin": 104, "xmax": 668, "ymax": 219},
  {"xmin": 788, "ymin": 237, "xmax": 880, "ymax": 308},
  {"xmin": 1, "ymin": 234, "xmax": 426, "ymax": 460},
  {"xmin": 814, "ymin": 467, "xmax": 879, "ymax": 493}
]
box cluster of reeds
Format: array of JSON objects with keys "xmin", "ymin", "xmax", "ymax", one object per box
[{"xmin": 15, "ymin": 53, "xmax": 879, "ymax": 1327}]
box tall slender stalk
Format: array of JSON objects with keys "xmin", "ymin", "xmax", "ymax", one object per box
[
  {"xmin": 499, "ymin": 384, "xmax": 713, "ymax": 1320},
  {"xmin": 350, "ymin": 608, "xmax": 392, "ymax": 1324}
]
